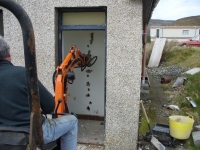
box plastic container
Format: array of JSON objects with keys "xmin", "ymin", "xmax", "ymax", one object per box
[{"xmin": 169, "ymin": 115, "xmax": 194, "ymax": 139}]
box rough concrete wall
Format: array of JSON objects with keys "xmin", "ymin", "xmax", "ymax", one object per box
[
  {"xmin": 105, "ymin": 1, "xmax": 142, "ymax": 149},
  {"xmin": 2, "ymin": 0, "xmax": 142, "ymax": 149}
]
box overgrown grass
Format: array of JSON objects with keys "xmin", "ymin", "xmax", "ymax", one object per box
[
  {"xmin": 146, "ymin": 40, "xmax": 200, "ymax": 67},
  {"xmin": 160, "ymin": 69, "xmax": 200, "ymax": 150},
  {"xmin": 139, "ymin": 105, "xmax": 157, "ymax": 135},
  {"xmin": 162, "ymin": 46, "xmax": 200, "ymax": 68},
  {"xmin": 146, "ymin": 41, "xmax": 200, "ymax": 149},
  {"xmin": 176, "ymin": 73, "xmax": 200, "ymax": 124},
  {"xmin": 160, "ymin": 40, "xmax": 179, "ymax": 62},
  {"xmin": 159, "ymin": 42, "xmax": 200, "ymax": 124}
]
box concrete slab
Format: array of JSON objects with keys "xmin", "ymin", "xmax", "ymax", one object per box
[
  {"xmin": 172, "ymin": 77, "xmax": 187, "ymax": 88},
  {"xmin": 185, "ymin": 68, "xmax": 200, "ymax": 75},
  {"xmin": 148, "ymin": 38, "xmax": 166, "ymax": 68},
  {"xmin": 194, "ymin": 125, "xmax": 200, "ymax": 131},
  {"xmin": 78, "ymin": 120, "xmax": 105, "ymax": 145},
  {"xmin": 192, "ymin": 131, "xmax": 200, "ymax": 147}
]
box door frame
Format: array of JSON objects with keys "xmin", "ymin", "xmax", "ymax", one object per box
[
  {"xmin": 57, "ymin": 7, "xmax": 107, "ymax": 120},
  {"xmin": 156, "ymin": 28, "xmax": 160, "ymax": 38}
]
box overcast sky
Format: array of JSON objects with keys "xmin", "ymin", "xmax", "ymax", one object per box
[{"xmin": 151, "ymin": 0, "xmax": 200, "ymax": 20}]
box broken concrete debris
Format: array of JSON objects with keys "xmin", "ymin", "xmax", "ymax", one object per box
[
  {"xmin": 192, "ymin": 131, "xmax": 200, "ymax": 147},
  {"xmin": 194, "ymin": 125, "xmax": 200, "ymax": 131},
  {"xmin": 185, "ymin": 68, "xmax": 200, "ymax": 75},
  {"xmin": 141, "ymin": 67, "xmax": 199, "ymax": 149},
  {"xmin": 145, "ymin": 124, "xmax": 173, "ymax": 148},
  {"xmin": 166, "ymin": 105, "xmax": 180, "ymax": 111},
  {"xmin": 172, "ymin": 76, "xmax": 187, "ymax": 88}
]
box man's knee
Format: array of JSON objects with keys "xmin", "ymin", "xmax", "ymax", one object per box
[
  {"xmin": 64, "ymin": 115, "xmax": 78, "ymax": 134},
  {"xmin": 63, "ymin": 114, "xmax": 78, "ymax": 124}
]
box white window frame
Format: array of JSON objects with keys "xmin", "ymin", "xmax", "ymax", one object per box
[{"xmin": 182, "ymin": 30, "xmax": 189, "ymax": 35}]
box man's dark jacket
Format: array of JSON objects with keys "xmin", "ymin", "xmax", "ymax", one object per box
[{"xmin": 0, "ymin": 60, "xmax": 55, "ymax": 127}]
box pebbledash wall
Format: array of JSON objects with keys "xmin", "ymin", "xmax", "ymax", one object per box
[{"xmin": 2, "ymin": 0, "xmax": 142, "ymax": 149}]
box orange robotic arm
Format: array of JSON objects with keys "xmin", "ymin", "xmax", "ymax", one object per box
[{"xmin": 53, "ymin": 46, "xmax": 97, "ymax": 117}]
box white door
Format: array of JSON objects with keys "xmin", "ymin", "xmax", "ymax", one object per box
[{"xmin": 62, "ymin": 30, "xmax": 105, "ymax": 117}]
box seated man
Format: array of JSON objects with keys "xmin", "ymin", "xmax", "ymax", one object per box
[{"xmin": 0, "ymin": 36, "xmax": 78, "ymax": 150}]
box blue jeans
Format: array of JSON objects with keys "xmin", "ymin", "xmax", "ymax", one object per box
[{"xmin": 42, "ymin": 114, "xmax": 78, "ymax": 150}]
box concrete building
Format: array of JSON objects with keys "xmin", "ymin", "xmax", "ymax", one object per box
[
  {"xmin": 0, "ymin": 0, "xmax": 158, "ymax": 149},
  {"xmin": 150, "ymin": 26, "xmax": 200, "ymax": 42}
]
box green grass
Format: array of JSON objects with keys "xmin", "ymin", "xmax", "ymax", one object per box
[
  {"xmin": 187, "ymin": 136, "xmax": 200, "ymax": 150},
  {"xmin": 162, "ymin": 46, "xmax": 200, "ymax": 68},
  {"xmin": 139, "ymin": 107, "xmax": 157, "ymax": 135},
  {"xmin": 152, "ymin": 45, "xmax": 200, "ymax": 119},
  {"xmin": 164, "ymin": 46, "xmax": 200, "ymax": 149},
  {"xmin": 178, "ymin": 73, "xmax": 200, "ymax": 122},
  {"xmin": 146, "ymin": 43, "xmax": 200, "ymax": 149},
  {"xmin": 146, "ymin": 42, "xmax": 200, "ymax": 68}
]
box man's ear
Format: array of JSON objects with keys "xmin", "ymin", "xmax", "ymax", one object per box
[{"xmin": 6, "ymin": 52, "xmax": 11, "ymax": 61}]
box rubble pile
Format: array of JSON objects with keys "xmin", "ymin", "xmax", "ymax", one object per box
[{"xmin": 147, "ymin": 65, "xmax": 189, "ymax": 80}]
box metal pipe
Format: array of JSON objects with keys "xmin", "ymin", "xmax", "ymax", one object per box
[
  {"xmin": 141, "ymin": 23, "xmax": 147, "ymax": 84},
  {"xmin": 0, "ymin": 0, "xmax": 44, "ymax": 149}
]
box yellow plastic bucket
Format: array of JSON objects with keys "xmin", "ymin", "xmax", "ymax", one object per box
[{"xmin": 169, "ymin": 115, "xmax": 194, "ymax": 139}]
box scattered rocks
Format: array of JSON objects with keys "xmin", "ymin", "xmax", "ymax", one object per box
[{"xmin": 147, "ymin": 65, "xmax": 189, "ymax": 80}]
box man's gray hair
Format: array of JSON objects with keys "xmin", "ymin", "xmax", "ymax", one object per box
[{"xmin": 0, "ymin": 35, "xmax": 10, "ymax": 60}]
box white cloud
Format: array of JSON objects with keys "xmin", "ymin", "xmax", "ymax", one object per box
[{"xmin": 151, "ymin": 0, "xmax": 200, "ymax": 20}]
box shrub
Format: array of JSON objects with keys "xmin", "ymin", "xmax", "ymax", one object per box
[
  {"xmin": 145, "ymin": 42, "xmax": 154, "ymax": 65},
  {"xmin": 161, "ymin": 40, "xmax": 179, "ymax": 62}
]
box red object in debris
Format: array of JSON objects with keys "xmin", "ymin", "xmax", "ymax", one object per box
[{"xmin": 161, "ymin": 76, "xmax": 172, "ymax": 84}]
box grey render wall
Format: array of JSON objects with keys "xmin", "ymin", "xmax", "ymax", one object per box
[{"xmin": 2, "ymin": 0, "xmax": 142, "ymax": 149}]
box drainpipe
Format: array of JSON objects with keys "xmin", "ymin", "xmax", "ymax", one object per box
[{"xmin": 141, "ymin": 23, "xmax": 147, "ymax": 85}]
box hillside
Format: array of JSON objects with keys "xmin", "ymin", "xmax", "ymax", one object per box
[
  {"xmin": 168, "ymin": 15, "xmax": 200, "ymax": 26},
  {"xmin": 147, "ymin": 19, "xmax": 174, "ymax": 35},
  {"xmin": 148, "ymin": 19, "xmax": 174, "ymax": 26}
]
